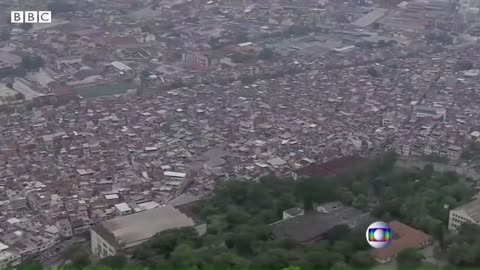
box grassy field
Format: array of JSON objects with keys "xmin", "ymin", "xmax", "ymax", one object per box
[{"xmin": 76, "ymin": 81, "xmax": 137, "ymax": 98}]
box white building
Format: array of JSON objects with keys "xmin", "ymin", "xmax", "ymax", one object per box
[
  {"xmin": 114, "ymin": 203, "xmax": 133, "ymax": 216},
  {"xmin": 91, "ymin": 205, "xmax": 195, "ymax": 258},
  {"xmin": 414, "ymin": 105, "xmax": 446, "ymax": 121},
  {"xmin": 448, "ymin": 198, "xmax": 480, "ymax": 233},
  {"xmin": 110, "ymin": 61, "xmax": 133, "ymax": 72},
  {"xmin": 282, "ymin": 208, "xmax": 304, "ymax": 220}
]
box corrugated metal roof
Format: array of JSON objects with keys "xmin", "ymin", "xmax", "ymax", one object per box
[{"xmin": 352, "ymin": 8, "xmax": 388, "ymax": 27}]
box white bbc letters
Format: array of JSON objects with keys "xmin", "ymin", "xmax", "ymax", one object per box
[{"xmin": 11, "ymin": 11, "xmax": 51, "ymax": 23}]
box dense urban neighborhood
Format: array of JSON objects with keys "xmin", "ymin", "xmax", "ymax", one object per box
[{"xmin": 1, "ymin": 0, "xmax": 480, "ymax": 268}]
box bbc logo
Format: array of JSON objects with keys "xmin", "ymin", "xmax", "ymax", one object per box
[{"xmin": 11, "ymin": 11, "xmax": 51, "ymax": 24}]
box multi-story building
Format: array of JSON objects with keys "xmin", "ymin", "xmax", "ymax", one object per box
[
  {"xmin": 55, "ymin": 218, "xmax": 73, "ymax": 239},
  {"xmin": 182, "ymin": 52, "xmax": 215, "ymax": 70},
  {"xmin": 91, "ymin": 206, "xmax": 195, "ymax": 258},
  {"xmin": 448, "ymin": 198, "xmax": 480, "ymax": 232}
]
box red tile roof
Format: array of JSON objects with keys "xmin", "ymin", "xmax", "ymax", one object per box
[
  {"xmin": 295, "ymin": 156, "xmax": 366, "ymax": 178},
  {"xmin": 53, "ymin": 85, "xmax": 76, "ymax": 97},
  {"xmin": 373, "ymin": 221, "xmax": 432, "ymax": 262}
]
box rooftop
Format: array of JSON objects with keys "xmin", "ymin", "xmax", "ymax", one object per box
[
  {"xmin": 284, "ymin": 207, "xmax": 304, "ymax": 217},
  {"xmin": 373, "ymin": 221, "xmax": 432, "ymax": 261},
  {"xmin": 352, "ymin": 8, "xmax": 389, "ymax": 27},
  {"xmin": 452, "ymin": 198, "xmax": 480, "ymax": 222},
  {"xmin": 92, "ymin": 205, "xmax": 195, "ymax": 249},
  {"xmin": 295, "ymin": 156, "xmax": 366, "ymax": 178},
  {"xmin": 271, "ymin": 212, "xmax": 344, "ymax": 243},
  {"xmin": 0, "ymin": 84, "xmax": 17, "ymax": 98}
]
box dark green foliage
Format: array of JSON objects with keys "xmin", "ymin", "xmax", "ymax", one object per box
[
  {"xmin": 16, "ymin": 258, "xmax": 43, "ymax": 270},
  {"xmin": 258, "ymin": 47, "xmax": 276, "ymax": 60},
  {"xmin": 230, "ymin": 52, "xmax": 251, "ymax": 63},
  {"xmin": 21, "ymin": 55, "xmax": 44, "ymax": 71},
  {"xmin": 97, "ymin": 254, "xmax": 128, "ymax": 268},
  {"xmin": 397, "ymin": 248, "xmax": 425, "ymax": 268},
  {"xmin": 462, "ymin": 141, "xmax": 480, "ymax": 160},
  {"xmin": 63, "ymin": 245, "xmax": 90, "ymax": 268},
  {"xmin": 445, "ymin": 223, "xmax": 480, "ymax": 267},
  {"xmin": 295, "ymin": 177, "xmax": 337, "ymax": 211}
]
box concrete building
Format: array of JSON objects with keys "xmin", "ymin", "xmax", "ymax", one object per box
[
  {"xmin": 282, "ymin": 207, "xmax": 304, "ymax": 220},
  {"xmin": 182, "ymin": 52, "xmax": 214, "ymax": 70},
  {"xmin": 91, "ymin": 205, "xmax": 195, "ymax": 258},
  {"xmin": 449, "ymin": 198, "xmax": 480, "ymax": 233},
  {"xmin": 114, "ymin": 203, "xmax": 133, "ymax": 216},
  {"xmin": 55, "ymin": 218, "xmax": 73, "ymax": 239},
  {"xmin": 0, "ymin": 248, "xmax": 21, "ymax": 268}
]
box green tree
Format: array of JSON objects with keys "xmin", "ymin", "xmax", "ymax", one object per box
[
  {"xmin": 397, "ymin": 248, "xmax": 425, "ymax": 268},
  {"xmin": 252, "ymin": 248, "xmax": 297, "ymax": 268},
  {"xmin": 209, "ymin": 37, "xmax": 222, "ymax": 49},
  {"xmin": 68, "ymin": 248, "xmax": 90, "ymax": 268},
  {"xmin": 352, "ymin": 194, "xmax": 369, "ymax": 209},
  {"xmin": 169, "ymin": 243, "xmax": 198, "ymax": 267},
  {"xmin": 350, "ymin": 251, "xmax": 375, "ymax": 268},
  {"xmin": 209, "ymin": 251, "xmax": 250, "ymax": 268},
  {"xmin": 259, "ymin": 48, "xmax": 275, "ymax": 60},
  {"xmin": 16, "ymin": 258, "xmax": 43, "ymax": 270},
  {"xmin": 149, "ymin": 227, "xmax": 199, "ymax": 256},
  {"xmin": 225, "ymin": 230, "xmax": 255, "ymax": 255},
  {"xmin": 295, "ymin": 177, "xmax": 337, "ymax": 211},
  {"xmin": 97, "ymin": 254, "xmax": 128, "ymax": 268}
]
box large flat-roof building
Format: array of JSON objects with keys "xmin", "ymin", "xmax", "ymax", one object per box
[
  {"xmin": 373, "ymin": 221, "xmax": 432, "ymax": 264},
  {"xmin": 351, "ymin": 8, "xmax": 388, "ymax": 28},
  {"xmin": 449, "ymin": 198, "xmax": 480, "ymax": 233},
  {"xmin": 91, "ymin": 205, "xmax": 195, "ymax": 258}
]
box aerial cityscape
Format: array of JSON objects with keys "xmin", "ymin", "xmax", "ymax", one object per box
[{"xmin": 1, "ymin": 0, "xmax": 480, "ymax": 268}]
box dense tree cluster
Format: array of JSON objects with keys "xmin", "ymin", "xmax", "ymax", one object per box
[
  {"xmin": 21, "ymin": 55, "xmax": 44, "ymax": 71},
  {"xmin": 337, "ymin": 152, "xmax": 473, "ymax": 242},
  {"xmin": 462, "ymin": 141, "xmax": 480, "ymax": 161},
  {"xmin": 445, "ymin": 223, "xmax": 480, "ymax": 266}
]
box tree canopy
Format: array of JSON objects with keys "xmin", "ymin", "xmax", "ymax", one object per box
[
  {"xmin": 445, "ymin": 223, "xmax": 480, "ymax": 267},
  {"xmin": 397, "ymin": 248, "xmax": 425, "ymax": 268}
]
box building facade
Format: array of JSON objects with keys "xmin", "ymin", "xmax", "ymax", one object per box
[
  {"xmin": 91, "ymin": 205, "xmax": 195, "ymax": 258},
  {"xmin": 448, "ymin": 198, "xmax": 480, "ymax": 232}
]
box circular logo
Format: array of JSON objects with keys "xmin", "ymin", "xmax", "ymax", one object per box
[{"xmin": 366, "ymin": 221, "xmax": 392, "ymax": 249}]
